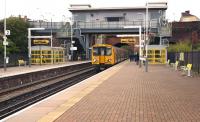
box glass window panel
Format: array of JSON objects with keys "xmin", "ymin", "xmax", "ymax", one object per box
[
  {"xmin": 93, "ymin": 47, "xmax": 99, "ymax": 56},
  {"xmin": 106, "ymin": 47, "xmax": 112, "ymax": 56}
]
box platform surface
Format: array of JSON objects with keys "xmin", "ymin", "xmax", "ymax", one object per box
[
  {"xmin": 3, "ymin": 61, "xmax": 200, "ymax": 122},
  {"xmin": 0, "ymin": 61, "xmax": 90, "ymax": 78}
]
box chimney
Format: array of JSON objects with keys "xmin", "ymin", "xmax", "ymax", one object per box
[
  {"xmin": 181, "ymin": 10, "xmax": 191, "ymax": 16},
  {"xmin": 185, "ymin": 10, "xmax": 190, "ymax": 14}
]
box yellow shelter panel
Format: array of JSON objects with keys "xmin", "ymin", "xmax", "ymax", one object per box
[
  {"xmin": 31, "ymin": 49, "xmax": 64, "ymax": 65},
  {"xmin": 147, "ymin": 49, "xmax": 166, "ymax": 64}
]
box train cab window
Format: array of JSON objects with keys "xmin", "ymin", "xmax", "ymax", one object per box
[
  {"xmin": 93, "ymin": 47, "xmax": 99, "ymax": 56},
  {"xmin": 100, "ymin": 48, "xmax": 105, "ymax": 55},
  {"xmin": 105, "ymin": 47, "xmax": 112, "ymax": 56},
  {"xmin": 93, "ymin": 47, "xmax": 112, "ymax": 56}
]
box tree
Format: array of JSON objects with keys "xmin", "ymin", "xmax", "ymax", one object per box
[
  {"xmin": 167, "ymin": 41, "xmax": 192, "ymax": 52},
  {"xmin": 0, "ymin": 17, "xmax": 30, "ymax": 54}
]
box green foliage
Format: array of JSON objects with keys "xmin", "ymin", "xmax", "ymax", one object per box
[
  {"xmin": 0, "ymin": 17, "xmax": 30, "ymax": 54},
  {"xmin": 193, "ymin": 43, "xmax": 200, "ymax": 51},
  {"xmin": 167, "ymin": 41, "xmax": 192, "ymax": 52}
]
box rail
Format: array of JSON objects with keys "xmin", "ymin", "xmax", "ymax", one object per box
[{"xmin": 0, "ymin": 65, "xmax": 95, "ymax": 119}]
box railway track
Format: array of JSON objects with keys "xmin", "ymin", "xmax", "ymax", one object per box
[{"xmin": 0, "ymin": 66, "xmax": 96, "ymax": 119}]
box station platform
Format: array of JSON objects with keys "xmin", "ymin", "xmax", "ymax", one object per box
[
  {"xmin": 2, "ymin": 61, "xmax": 200, "ymax": 122},
  {"xmin": 0, "ymin": 61, "xmax": 90, "ymax": 78}
]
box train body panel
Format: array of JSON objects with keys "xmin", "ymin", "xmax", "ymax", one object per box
[{"xmin": 91, "ymin": 44, "xmax": 128, "ymax": 69}]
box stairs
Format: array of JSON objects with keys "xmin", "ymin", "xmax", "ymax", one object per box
[{"xmin": 56, "ymin": 23, "xmax": 86, "ymax": 50}]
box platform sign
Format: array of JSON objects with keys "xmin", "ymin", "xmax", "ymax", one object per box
[
  {"xmin": 3, "ymin": 41, "xmax": 8, "ymax": 46},
  {"xmin": 32, "ymin": 39, "xmax": 50, "ymax": 45},
  {"xmin": 5, "ymin": 30, "xmax": 10, "ymax": 35},
  {"xmin": 70, "ymin": 47, "xmax": 77, "ymax": 50},
  {"xmin": 6, "ymin": 57, "xmax": 9, "ymax": 63},
  {"xmin": 179, "ymin": 52, "xmax": 184, "ymax": 61},
  {"xmin": 121, "ymin": 38, "xmax": 137, "ymax": 44}
]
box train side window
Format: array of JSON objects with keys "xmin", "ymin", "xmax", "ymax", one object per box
[
  {"xmin": 106, "ymin": 47, "xmax": 112, "ymax": 56},
  {"xmin": 93, "ymin": 47, "xmax": 99, "ymax": 56}
]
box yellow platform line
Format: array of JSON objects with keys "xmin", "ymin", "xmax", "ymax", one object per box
[{"xmin": 38, "ymin": 61, "xmax": 127, "ymax": 122}]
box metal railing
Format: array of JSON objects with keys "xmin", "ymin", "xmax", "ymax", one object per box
[
  {"xmin": 29, "ymin": 20, "xmax": 172, "ymax": 37},
  {"xmin": 158, "ymin": 25, "xmax": 172, "ymax": 37},
  {"xmin": 168, "ymin": 51, "xmax": 200, "ymax": 74},
  {"xmin": 29, "ymin": 20, "xmax": 160, "ymax": 30},
  {"xmin": 29, "ymin": 21, "xmax": 66, "ymax": 29},
  {"xmin": 75, "ymin": 20, "xmax": 159, "ymax": 29}
]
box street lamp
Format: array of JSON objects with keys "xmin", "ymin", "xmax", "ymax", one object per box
[
  {"xmin": 50, "ymin": 14, "xmax": 55, "ymax": 48},
  {"xmin": 3, "ymin": 0, "xmax": 8, "ymax": 72},
  {"xmin": 137, "ymin": 13, "xmax": 146, "ymax": 68},
  {"xmin": 28, "ymin": 28, "xmax": 45, "ymax": 67},
  {"xmin": 69, "ymin": 17, "xmax": 74, "ymax": 61},
  {"xmin": 145, "ymin": 2, "xmax": 149, "ymax": 72}
]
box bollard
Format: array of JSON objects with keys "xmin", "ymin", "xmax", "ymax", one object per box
[
  {"xmin": 175, "ymin": 64, "xmax": 177, "ymax": 71},
  {"xmin": 139, "ymin": 60, "xmax": 142, "ymax": 68},
  {"xmin": 145, "ymin": 59, "xmax": 148, "ymax": 72},
  {"xmin": 187, "ymin": 69, "xmax": 191, "ymax": 77}
]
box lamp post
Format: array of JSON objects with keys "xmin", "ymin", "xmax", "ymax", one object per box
[
  {"xmin": 28, "ymin": 28, "xmax": 45, "ymax": 67},
  {"xmin": 137, "ymin": 13, "xmax": 146, "ymax": 68},
  {"xmin": 3, "ymin": 0, "xmax": 7, "ymax": 72},
  {"xmin": 51, "ymin": 18, "xmax": 53, "ymax": 48},
  {"xmin": 50, "ymin": 14, "xmax": 55, "ymax": 48},
  {"xmin": 145, "ymin": 2, "xmax": 149, "ymax": 72},
  {"xmin": 70, "ymin": 17, "xmax": 74, "ymax": 61}
]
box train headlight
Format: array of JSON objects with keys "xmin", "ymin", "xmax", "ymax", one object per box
[
  {"xmin": 93, "ymin": 59, "xmax": 97, "ymax": 62},
  {"xmin": 107, "ymin": 59, "xmax": 112, "ymax": 62}
]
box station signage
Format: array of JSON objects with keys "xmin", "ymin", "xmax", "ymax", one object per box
[
  {"xmin": 32, "ymin": 39, "xmax": 50, "ymax": 45},
  {"xmin": 121, "ymin": 38, "xmax": 137, "ymax": 44},
  {"xmin": 5, "ymin": 30, "xmax": 11, "ymax": 35},
  {"xmin": 70, "ymin": 47, "xmax": 77, "ymax": 50}
]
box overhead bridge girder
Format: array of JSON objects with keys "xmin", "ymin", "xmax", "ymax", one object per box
[{"xmin": 80, "ymin": 28, "xmax": 158, "ymax": 34}]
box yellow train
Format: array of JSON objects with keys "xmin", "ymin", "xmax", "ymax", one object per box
[{"xmin": 91, "ymin": 44, "xmax": 128, "ymax": 70}]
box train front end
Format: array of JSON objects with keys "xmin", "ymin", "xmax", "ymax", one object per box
[{"xmin": 92, "ymin": 44, "xmax": 115, "ymax": 70}]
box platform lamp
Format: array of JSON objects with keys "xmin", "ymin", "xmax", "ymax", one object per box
[
  {"xmin": 137, "ymin": 13, "xmax": 146, "ymax": 68},
  {"xmin": 3, "ymin": 0, "xmax": 8, "ymax": 72},
  {"xmin": 145, "ymin": 1, "xmax": 149, "ymax": 72},
  {"xmin": 70, "ymin": 17, "xmax": 74, "ymax": 61}
]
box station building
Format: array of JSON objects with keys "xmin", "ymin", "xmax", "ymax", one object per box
[
  {"xmin": 31, "ymin": 2, "xmax": 171, "ymax": 64},
  {"xmin": 63, "ymin": 2, "xmax": 171, "ymax": 64}
]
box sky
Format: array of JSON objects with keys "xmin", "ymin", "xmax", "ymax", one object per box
[{"xmin": 0, "ymin": 0, "xmax": 200, "ymax": 22}]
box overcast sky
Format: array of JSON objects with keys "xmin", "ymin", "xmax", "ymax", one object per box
[{"xmin": 0, "ymin": 0, "xmax": 200, "ymax": 22}]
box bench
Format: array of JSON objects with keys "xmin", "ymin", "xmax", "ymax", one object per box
[
  {"xmin": 181, "ymin": 64, "xmax": 192, "ymax": 77},
  {"xmin": 18, "ymin": 60, "xmax": 26, "ymax": 66},
  {"xmin": 170, "ymin": 61, "xmax": 179, "ymax": 70},
  {"xmin": 166, "ymin": 59, "xmax": 170, "ymax": 66}
]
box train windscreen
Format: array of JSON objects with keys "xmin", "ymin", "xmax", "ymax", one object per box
[{"xmin": 93, "ymin": 47, "xmax": 112, "ymax": 56}]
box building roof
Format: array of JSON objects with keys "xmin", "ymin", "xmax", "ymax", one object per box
[
  {"xmin": 180, "ymin": 11, "xmax": 200, "ymax": 22},
  {"xmin": 69, "ymin": 2, "xmax": 167, "ymax": 12}
]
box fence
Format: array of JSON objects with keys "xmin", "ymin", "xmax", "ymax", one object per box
[
  {"xmin": 167, "ymin": 51, "xmax": 200, "ymax": 74},
  {"xmin": 0, "ymin": 53, "xmax": 28, "ymax": 68},
  {"xmin": 29, "ymin": 21, "xmax": 65, "ymax": 29}
]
